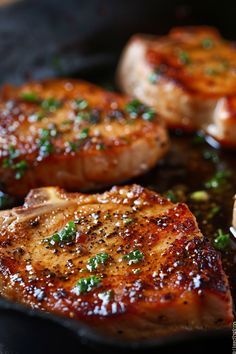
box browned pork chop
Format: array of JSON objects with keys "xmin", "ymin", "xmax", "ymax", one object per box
[
  {"xmin": 117, "ymin": 26, "xmax": 236, "ymax": 147},
  {"xmin": 0, "ymin": 79, "xmax": 169, "ymax": 197},
  {"xmin": 0, "ymin": 185, "xmax": 233, "ymax": 340}
]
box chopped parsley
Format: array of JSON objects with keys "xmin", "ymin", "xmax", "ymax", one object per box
[
  {"xmin": 125, "ymin": 99, "xmax": 156, "ymax": 121},
  {"xmin": 75, "ymin": 99, "xmax": 89, "ymax": 110},
  {"xmin": 14, "ymin": 160, "xmax": 28, "ymax": 179},
  {"xmin": 2, "ymin": 145, "xmax": 28, "ymax": 179},
  {"xmin": 177, "ymin": 50, "xmax": 191, "ymax": 65},
  {"xmin": 213, "ymin": 229, "xmax": 230, "ymax": 250},
  {"xmin": 79, "ymin": 127, "xmax": 90, "ymax": 139},
  {"xmin": 38, "ymin": 128, "xmax": 57, "ymax": 157},
  {"xmin": 20, "ymin": 92, "xmax": 39, "ymax": 103},
  {"xmin": 122, "ymin": 216, "xmax": 134, "ymax": 225},
  {"xmin": 165, "ymin": 190, "xmax": 178, "ymax": 203},
  {"xmin": 67, "ymin": 141, "xmax": 78, "ymax": 152},
  {"xmin": 201, "ymin": 38, "xmax": 214, "ymax": 49},
  {"xmin": 45, "ymin": 220, "xmax": 77, "ymax": 246},
  {"xmin": 21, "ymin": 93, "xmax": 62, "ymax": 113},
  {"xmin": 96, "ymin": 143, "xmax": 105, "ymax": 151},
  {"xmin": 205, "ymin": 170, "xmax": 232, "ymax": 189},
  {"xmin": 28, "ymin": 111, "xmax": 45, "ymax": 122},
  {"xmin": 41, "ymin": 98, "xmax": 62, "ymax": 112},
  {"xmin": 73, "ymin": 275, "xmax": 101, "ymax": 295},
  {"xmin": 123, "ymin": 249, "xmax": 144, "ymax": 265},
  {"xmin": 87, "ymin": 252, "xmax": 110, "ymax": 272},
  {"xmin": 76, "ymin": 112, "xmax": 91, "ymax": 122},
  {"xmin": 2, "ymin": 145, "xmax": 19, "ymax": 166}
]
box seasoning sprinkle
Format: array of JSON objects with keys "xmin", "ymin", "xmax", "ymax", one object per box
[{"xmin": 73, "ymin": 275, "xmax": 101, "ymax": 295}]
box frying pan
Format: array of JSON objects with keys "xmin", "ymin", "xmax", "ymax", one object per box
[{"xmin": 0, "ymin": 1, "xmax": 234, "ymax": 353}]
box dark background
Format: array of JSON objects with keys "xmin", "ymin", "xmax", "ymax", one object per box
[{"xmin": 0, "ymin": 0, "xmax": 236, "ymax": 85}]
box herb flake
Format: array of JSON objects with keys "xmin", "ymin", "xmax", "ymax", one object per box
[
  {"xmin": 45, "ymin": 221, "xmax": 76, "ymax": 246},
  {"xmin": 123, "ymin": 249, "xmax": 144, "ymax": 265},
  {"xmin": 87, "ymin": 252, "xmax": 110, "ymax": 272},
  {"xmin": 213, "ymin": 229, "xmax": 230, "ymax": 250},
  {"xmin": 73, "ymin": 275, "xmax": 101, "ymax": 294},
  {"xmin": 125, "ymin": 99, "xmax": 156, "ymax": 121}
]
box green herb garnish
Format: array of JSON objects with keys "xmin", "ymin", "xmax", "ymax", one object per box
[
  {"xmin": 75, "ymin": 99, "xmax": 89, "ymax": 110},
  {"xmin": 73, "ymin": 275, "xmax": 101, "ymax": 294},
  {"xmin": 21, "ymin": 92, "xmax": 39, "ymax": 103},
  {"xmin": 76, "ymin": 111, "xmax": 91, "ymax": 122},
  {"xmin": 213, "ymin": 229, "xmax": 230, "ymax": 250},
  {"xmin": 67, "ymin": 141, "xmax": 78, "ymax": 152},
  {"xmin": 123, "ymin": 250, "xmax": 144, "ymax": 265},
  {"xmin": 201, "ymin": 38, "xmax": 214, "ymax": 49},
  {"xmin": 28, "ymin": 111, "xmax": 45, "ymax": 122},
  {"xmin": 2, "ymin": 145, "xmax": 28, "ymax": 179},
  {"xmin": 87, "ymin": 252, "xmax": 110, "ymax": 272},
  {"xmin": 79, "ymin": 127, "xmax": 90, "ymax": 139},
  {"xmin": 14, "ymin": 160, "xmax": 28, "ymax": 180},
  {"xmin": 96, "ymin": 143, "xmax": 105, "ymax": 151},
  {"xmin": 165, "ymin": 190, "xmax": 177, "ymax": 203},
  {"xmin": 205, "ymin": 170, "xmax": 232, "ymax": 189},
  {"xmin": 41, "ymin": 98, "xmax": 62, "ymax": 112},
  {"xmin": 122, "ymin": 217, "xmax": 134, "ymax": 225},
  {"xmin": 142, "ymin": 109, "xmax": 156, "ymax": 121},
  {"xmin": 125, "ymin": 99, "xmax": 156, "ymax": 121},
  {"xmin": 45, "ymin": 220, "xmax": 76, "ymax": 246},
  {"xmin": 38, "ymin": 128, "xmax": 57, "ymax": 157},
  {"xmin": 178, "ymin": 50, "xmax": 191, "ymax": 65}
]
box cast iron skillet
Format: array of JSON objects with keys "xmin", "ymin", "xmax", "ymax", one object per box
[
  {"xmin": 0, "ymin": 130, "xmax": 234, "ymax": 354},
  {"xmin": 0, "ymin": 1, "xmax": 235, "ymax": 353}
]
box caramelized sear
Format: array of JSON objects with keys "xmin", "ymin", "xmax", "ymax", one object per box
[
  {"xmin": 117, "ymin": 26, "xmax": 236, "ymax": 147},
  {"xmin": 0, "ymin": 184, "xmax": 233, "ymax": 340},
  {"xmin": 0, "ymin": 79, "xmax": 169, "ymax": 197}
]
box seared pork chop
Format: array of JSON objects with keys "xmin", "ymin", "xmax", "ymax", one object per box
[
  {"xmin": 117, "ymin": 26, "xmax": 236, "ymax": 147},
  {"xmin": 0, "ymin": 79, "xmax": 169, "ymax": 197},
  {"xmin": 0, "ymin": 185, "xmax": 232, "ymax": 339}
]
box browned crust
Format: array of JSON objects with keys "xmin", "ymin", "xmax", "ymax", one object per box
[
  {"xmin": 0, "ymin": 185, "xmax": 233, "ymax": 339},
  {"xmin": 0, "ymin": 79, "xmax": 169, "ymax": 196}
]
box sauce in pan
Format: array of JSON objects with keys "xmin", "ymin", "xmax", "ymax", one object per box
[
  {"xmin": 135, "ymin": 132, "xmax": 236, "ymax": 310},
  {"xmin": 0, "ymin": 96, "xmax": 235, "ymax": 313}
]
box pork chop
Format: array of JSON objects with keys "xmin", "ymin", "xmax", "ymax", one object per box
[
  {"xmin": 0, "ymin": 79, "xmax": 169, "ymax": 197},
  {"xmin": 0, "ymin": 184, "xmax": 233, "ymax": 340},
  {"xmin": 117, "ymin": 26, "xmax": 236, "ymax": 147}
]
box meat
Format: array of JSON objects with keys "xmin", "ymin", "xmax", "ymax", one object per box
[
  {"xmin": 0, "ymin": 184, "xmax": 232, "ymax": 340},
  {"xmin": 117, "ymin": 26, "xmax": 236, "ymax": 148},
  {"xmin": 0, "ymin": 79, "xmax": 169, "ymax": 197}
]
